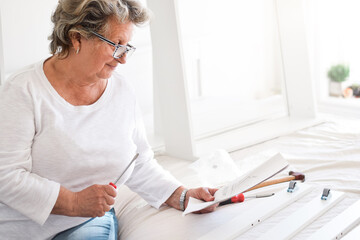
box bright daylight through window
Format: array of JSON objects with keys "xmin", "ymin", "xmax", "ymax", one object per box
[
  {"xmin": 177, "ymin": 0, "xmax": 287, "ymax": 139},
  {"xmin": 305, "ymin": 0, "xmax": 360, "ymax": 113}
]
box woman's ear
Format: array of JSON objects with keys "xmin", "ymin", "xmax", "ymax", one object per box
[{"xmin": 69, "ymin": 32, "xmax": 82, "ymax": 53}]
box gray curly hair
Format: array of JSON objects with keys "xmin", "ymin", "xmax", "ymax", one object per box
[{"xmin": 49, "ymin": 0, "xmax": 151, "ymax": 58}]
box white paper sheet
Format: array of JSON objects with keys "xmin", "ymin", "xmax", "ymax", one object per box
[
  {"xmin": 183, "ymin": 153, "xmax": 288, "ymax": 215},
  {"xmin": 188, "ymin": 149, "xmax": 240, "ymax": 187}
]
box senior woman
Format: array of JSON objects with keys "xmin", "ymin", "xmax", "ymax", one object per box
[{"xmin": 0, "ymin": 0, "xmax": 217, "ymax": 239}]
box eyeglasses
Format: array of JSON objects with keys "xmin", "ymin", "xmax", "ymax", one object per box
[{"xmin": 89, "ymin": 30, "xmax": 136, "ymax": 60}]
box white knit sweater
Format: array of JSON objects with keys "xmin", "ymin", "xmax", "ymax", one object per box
[{"xmin": 0, "ymin": 60, "xmax": 181, "ymax": 239}]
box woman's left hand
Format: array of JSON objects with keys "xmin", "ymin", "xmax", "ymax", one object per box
[
  {"xmin": 166, "ymin": 186, "xmax": 218, "ymax": 213},
  {"xmin": 185, "ymin": 187, "xmax": 218, "ymax": 214}
]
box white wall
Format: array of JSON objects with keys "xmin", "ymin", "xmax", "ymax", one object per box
[{"xmin": 0, "ymin": 0, "xmax": 58, "ymax": 77}]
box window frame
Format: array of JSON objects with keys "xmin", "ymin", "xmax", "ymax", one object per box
[{"xmin": 147, "ymin": 0, "xmax": 318, "ymax": 160}]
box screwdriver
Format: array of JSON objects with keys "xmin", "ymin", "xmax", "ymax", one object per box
[
  {"xmin": 109, "ymin": 153, "xmax": 139, "ymax": 189},
  {"xmin": 219, "ymin": 193, "xmax": 275, "ymax": 206}
]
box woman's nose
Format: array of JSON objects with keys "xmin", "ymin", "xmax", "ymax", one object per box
[{"xmin": 116, "ymin": 54, "xmax": 127, "ymax": 64}]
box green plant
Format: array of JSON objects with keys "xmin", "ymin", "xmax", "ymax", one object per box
[{"xmin": 327, "ymin": 64, "xmax": 350, "ymax": 82}]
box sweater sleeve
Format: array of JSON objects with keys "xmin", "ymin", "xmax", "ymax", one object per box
[
  {"xmin": 124, "ymin": 102, "xmax": 182, "ymax": 209},
  {"xmin": 0, "ymin": 78, "xmax": 60, "ymax": 225}
]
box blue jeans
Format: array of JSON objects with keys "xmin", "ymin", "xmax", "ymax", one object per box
[{"xmin": 53, "ymin": 209, "xmax": 118, "ymax": 240}]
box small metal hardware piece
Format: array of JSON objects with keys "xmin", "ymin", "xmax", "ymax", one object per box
[
  {"xmin": 321, "ymin": 188, "xmax": 331, "ymax": 200},
  {"xmin": 287, "ymin": 181, "xmax": 297, "ymax": 193}
]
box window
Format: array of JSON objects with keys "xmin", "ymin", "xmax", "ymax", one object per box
[
  {"xmin": 177, "ymin": 0, "xmax": 287, "ymax": 138},
  {"xmin": 304, "ymin": 0, "xmax": 360, "ymax": 116},
  {"xmin": 148, "ymin": 0, "xmax": 317, "ymax": 159}
]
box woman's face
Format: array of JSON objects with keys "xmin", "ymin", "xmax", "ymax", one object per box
[{"xmin": 78, "ymin": 17, "xmax": 134, "ymax": 80}]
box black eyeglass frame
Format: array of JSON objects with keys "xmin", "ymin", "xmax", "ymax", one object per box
[{"xmin": 89, "ymin": 30, "xmax": 136, "ymax": 59}]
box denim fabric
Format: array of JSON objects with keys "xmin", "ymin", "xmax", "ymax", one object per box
[{"xmin": 53, "ymin": 209, "xmax": 118, "ymax": 240}]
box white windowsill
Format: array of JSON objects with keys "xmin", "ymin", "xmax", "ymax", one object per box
[
  {"xmin": 318, "ymin": 97, "xmax": 360, "ymax": 118},
  {"xmin": 190, "ymin": 94, "xmax": 286, "ymax": 139},
  {"xmin": 145, "ymin": 92, "xmax": 323, "ymax": 157},
  {"xmin": 145, "ymin": 94, "xmax": 288, "ymax": 155},
  {"xmin": 194, "ymin": 116, "xmax": 323, "ymax": 157},
  {"xmin": 146, "ymin": 114, "xmax": 323, "ymax": 157}
]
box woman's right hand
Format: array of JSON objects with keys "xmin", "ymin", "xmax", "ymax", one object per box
[
  {"xmin": 52, "ymin": 185, "xmax": 117, "ymax": 218},
  {"xmin": 73, "ymin": 184, "xmax": 117, "ymax": 217}
]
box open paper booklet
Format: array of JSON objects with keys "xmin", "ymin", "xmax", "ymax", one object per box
[{"xmin": 183, "ymin": 153, "xmax": 288, "ymax": 215}]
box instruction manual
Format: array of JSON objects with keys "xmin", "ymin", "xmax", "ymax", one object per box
[{"xmin": 183, "ymin": 153, "xmax": 288, "ymax": 215}]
